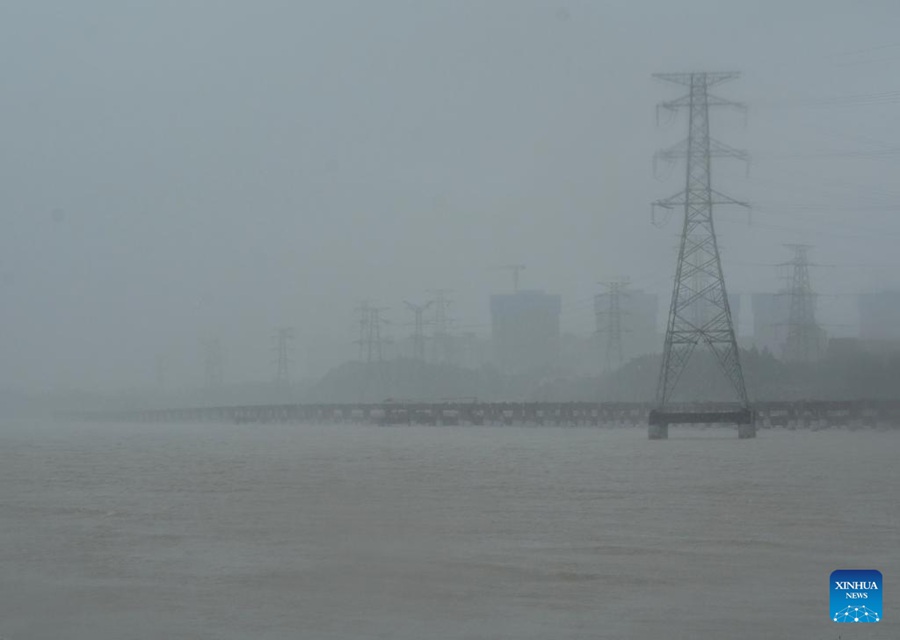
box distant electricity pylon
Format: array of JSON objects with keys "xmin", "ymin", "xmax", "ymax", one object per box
[
  {"xmin": 355, "ymin": 302, "xmax": 389, "ymax": 363},
  {"xmin": 595, "ymin": 279, "xmax": 631, "ymax": 372},
  {"xmin": 780, "ymin": 244, "xmax": 822, "ymax": 364},
  {"xmin": 649, "ymin": 71, "xmax": 754, "ymax": 439},
  {"xmin": 155, "ymin": 353, "xmax": 166, "ymax": 390},
  {"xmin": 404, "ymin": 299, "xmax": 433, "ymax": 362},
  {"xmin": 273, "ymin": 327, "xmax": 294, "ymax": 386},
  {"xmin": 202, "ymin": 337, "xmax": 224, "ymax": 389},
  {"xmin": 356, "ymin": 300, "xmax": 371, "ymax": 362},
  {"xmin": 428, "ymin": 289, "xmax": 453, "ymax": 364}
]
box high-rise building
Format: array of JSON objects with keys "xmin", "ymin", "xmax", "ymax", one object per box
[
  {"xmin": 858, "ymin": 292, "xmax": 900, "ymax": 341},
  {"xmin": 622, "ymin": 291, "xmax": 659, "ymax": 360},
  {"xmin": 490, "ymin": 291, "xmax": 561, "ymax": 373},
  {"xmin": 858, "ymin": 292, "xmax": 900, "ymax": 351}
]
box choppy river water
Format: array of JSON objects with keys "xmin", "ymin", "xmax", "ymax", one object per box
[{"xmin": 1, "ymin": 420, "xmax": 897, "ymax": 639}]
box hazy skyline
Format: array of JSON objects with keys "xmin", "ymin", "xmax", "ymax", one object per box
[{"xmin": 2, "ymin": 1, "xmax": 899, "ymax": 392}]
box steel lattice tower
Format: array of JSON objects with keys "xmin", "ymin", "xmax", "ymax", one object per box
[
  {"xmin": 355, "ymin": 301, "xmax": 389, "ymax": 363},
  {"xmin": 404, "ymin": 299, "xmax": 433, "ymax": 362},
  {"xmin": 273, "ymin": 327, "xmax": 294, "ymax": 386},
  {"xmin": 353, "ymin": 301, "xmax": 389, "ymax": 401},
  {"xmin": 428, "ymin": 289, "xmax": 453, "ymax": 364},
  {"xmin": 355, "ymin": 300, "xmax": 371, "ymax": 362},
  {"xmin": 781, "ymin": 244, "xmax": 821, "ymax": 363},
  {"xmin": 155, "ymin": 353, "xmax": 166, "ymax": 390},
  {"xmin": 649, "ymin": 71, "xmax": 754, "ymax": 439},
  {"xmin": 595, "ymin": 280, "xmax": 630, "ymax": 372},
  {"xmin": 202, "ymin": 338, "xmax": 224, "ymax": 389},
  {"xmin": 365, "ymin": 308, "xmax": 388, "ymax": 363}
]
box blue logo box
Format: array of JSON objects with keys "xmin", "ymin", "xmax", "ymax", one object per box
[{"xmin": 831, "ymin": 570, "xmax": 882, "ymax": 623}]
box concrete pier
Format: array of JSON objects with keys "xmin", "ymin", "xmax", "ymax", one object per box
[{"xmin": 648, "ymin": 407, "xmax": 756, "ymax": 439}]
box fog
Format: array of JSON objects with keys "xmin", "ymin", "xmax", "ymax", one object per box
[{"xmin": 2, "ymin": 0, "xmax": 899, "ymax": 398}]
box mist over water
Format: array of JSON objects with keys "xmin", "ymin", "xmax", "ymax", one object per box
[
  {"xmin": 1, "ymin": 421, "xmax": 897, "ymax": 639},
  {"xmin": 3, "ymin": 1, "xmax": 900, "ymax": 637},
  {"xmin": 3, "ymin": 1, "xmax": 900, "ymax": 396}
]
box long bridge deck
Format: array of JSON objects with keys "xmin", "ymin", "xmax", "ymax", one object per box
[{"xmin": 68, "ymin": 399, "xmax": 900, "ymax": 428}]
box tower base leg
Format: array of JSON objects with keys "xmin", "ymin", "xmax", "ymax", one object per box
[
  {"xmin": 737, "ymin": 423, "xmax": 757, "ymax": 439},
  {"xmin": 648, "ymin": 423, "xmax": 668, "ymax": 440}
]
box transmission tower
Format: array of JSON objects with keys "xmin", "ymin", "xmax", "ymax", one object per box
[
  {"xmin": 202, "ymin": 338, "xmax": 224, "ymax": 389},
  {"xmin": 595, "ymin": 280, "xmax": 631, "ymax": 372},
  {"xmin": 355, "ymin": 300, "xmax": 370, "ymax": 362},
  {"xmin": 355, "ymin": 303, "xmax": 389, "ymax": 363},
  {"xmin": 372, "ymin": 308, "xmax": 390, "ymax": 362},
  {"xmin": 404, "ymin": 299, "xmax": 433, "ymax": 362},
  {"xmin": 273, "ymin": 327, "xmax": 294, "ymax": 386},
  {"xmin": 428, "ymin": 289, "xmax": 453, "ymax": 364},
  {"xmin": 780, "ymin": 244, "xmax": 821, "ymax": 364},
  {"xmin": 649, "ymin": 71, "xmax": 754, "ymax": 439},
  {"xmin": 352, "ymin": 302, "xmax": 390, "ymax": 400},
  {"xmin": 155, "ymin": 353, "xmax": 166, "ymax": 390}
]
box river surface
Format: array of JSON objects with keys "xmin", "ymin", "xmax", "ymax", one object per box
[{"xmin": 1, "ymin": 420, "xmax": 898, "ymax": 639}]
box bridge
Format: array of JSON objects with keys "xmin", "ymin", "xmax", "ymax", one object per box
[{"xmin": 67, "ymin": 399, "xmax": 900, "ymax": 429}]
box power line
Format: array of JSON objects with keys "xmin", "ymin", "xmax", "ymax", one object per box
[
  {"xmin": 760, "ymin": 89, "xmax": 900, "ymax": 110},
  {"xmin": 834, "ymin": 41, "xmax": 900, "ymax": 58}
]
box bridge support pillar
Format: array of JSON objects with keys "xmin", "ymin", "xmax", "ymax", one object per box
[{"xmin": 648, "ymin": 408, "xmax": 755, "ymax": 440}]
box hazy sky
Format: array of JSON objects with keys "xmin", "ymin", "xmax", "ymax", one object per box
[{"xmin": 2, "ymin": 0, "xmax": 899, "ymax": 392}]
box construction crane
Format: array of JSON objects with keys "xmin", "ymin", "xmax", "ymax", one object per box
[{"xmin": 492, "ymin": 264, "xmax": 526, "ymax": 292}]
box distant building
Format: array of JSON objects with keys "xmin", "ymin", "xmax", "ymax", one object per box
[
  {"xmin": 620, "ymin": 290, "xmax": 659, "ymax": 360},
  {"xmin": 857, "ymin": 292, "xmax": 900, "ymax": 354},
  {"xmin": 490, "ymin": 290, "xmax": 561, "ymax": 373},
  {"xmin": 751, "ymin": 293, "xmax": 789, "ymax": 356},
  {"xmin": 858, "ymin": 292, "xmax": 900, "ymax": 342}
]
